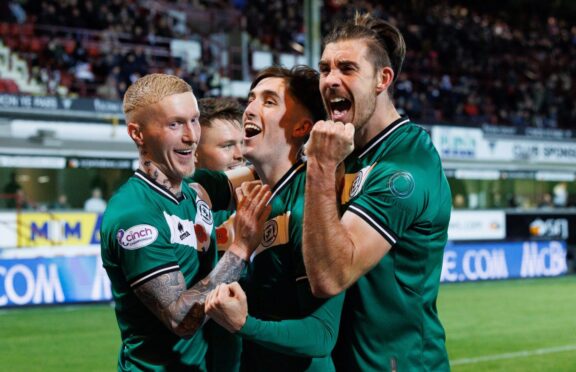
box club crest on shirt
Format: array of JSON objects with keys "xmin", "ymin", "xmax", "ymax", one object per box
[
  {"xmin": 196, "ymin": 199, "xmax": 213, "ymax": 225},
  {"xmin": 389, "ymin": 171, "xmax": 415, "ymax": 199},
  {"xmin": 117, "ymin": 224, "xmax": 158, "ymax": 250},
  {"xmin": 262, "ymin": 220, "xmax": 278, "ymax": 248},
  {"xmin": 350, "ymin": 170, "xmax": 364, "ymax": 198},
  {"xmin": 250, "ymin": 212, "xmax": 291, "ymax": 260}
]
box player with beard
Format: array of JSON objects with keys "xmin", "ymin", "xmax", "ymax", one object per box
[
  {"xmin": 303, "ymin": 13, "xmax": 452, "ymax": 372},
  {"xmin": 100, "ymin": 73, "xmax": 271, "ymax": 371},
  {"xmin": 205, "ymin": 66, "xmax": 345, "ymax": 372}
]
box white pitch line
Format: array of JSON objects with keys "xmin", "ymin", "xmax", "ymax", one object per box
[{"xmin": 452, "ymin": 344, "xmax": 576, "ymax": 365}]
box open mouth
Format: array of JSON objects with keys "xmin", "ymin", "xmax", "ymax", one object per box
[
  {"xmin": 329, "ymin": 97, "xmax": 352, "ymax": 120},
  {"xmin": 175, "ymin": 149, "xmax": 193, "ymax": 156},
  {"xmin": 244, "ymin": 123, "xmax": 262, "ymax": 138}
]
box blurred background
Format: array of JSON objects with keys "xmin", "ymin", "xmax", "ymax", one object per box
[{"xmin": 0, "ymin": 0, "xmax": 574, "ymax": 370}]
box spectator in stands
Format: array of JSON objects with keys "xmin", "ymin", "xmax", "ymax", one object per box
[
  {"xmin": 14, "ymin": 188, "xmax": 34, "ymax": 210},
  {"xmin": 2, "ymin": 171, "xmax": 21, "ymax": 209},
  {"xmin": 8, "ymin": 0, "xmax": 575, "ymax": 129},
  {"xmin": 196, "ymin": 97, "xmax": 245, "ymax": 171},
  {"xmin": 51, "ymin": 193, "xmax": 71, "ymax": 210},
  {"xmin": 538, "ymin": 192, "xmax": 554, "ymax": 209},
  {"xmin": 453, "ymin": 193, "xmax": 467, "ymax": 209},
  {"xmin": 83, "ymin": 187, "xmax": 106, "ymax": 213},
  {"xmin": 553, "ymin": 182, "xmax": 569, "ymax": 208}
]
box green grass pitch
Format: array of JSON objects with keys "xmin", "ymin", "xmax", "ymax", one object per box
[{"xmin": 0, "ymin": 276, "xmax": 575, "ymax": 371}]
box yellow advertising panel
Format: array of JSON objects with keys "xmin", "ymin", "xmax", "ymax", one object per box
[{"xmin": 17, "ymin": 212, "xmax": 101, "ymax": 247}]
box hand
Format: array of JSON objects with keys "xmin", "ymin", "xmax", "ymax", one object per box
[
  {"xmin": 234, "ymin": 180, "xmax": 263, "ymax": 205},
  {"xmin": 205, "ymin": 282, "xmax": 248, "ymax": 333},
  {"xmin": 229, "ymin": 184, "xmax": 272, "ymax": 260},
  {"xmin": 304, "ymin": 120, "xmax": 355, "ymax": 168}
]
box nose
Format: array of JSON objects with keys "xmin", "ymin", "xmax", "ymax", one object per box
[
  {"xmin": 244, "ymin": 100, "xmax": 257, "ymax": 121},
  {"xmin": 183, "ymin": 121, "xmax": 200, "ymax": 144},
  {"xmin": 232, "ymin": 144, "xmax": 244, "ymax": 161},
  {"xmin": 322, "ymin": 69, "xmax": 341, "ymax": 89}
]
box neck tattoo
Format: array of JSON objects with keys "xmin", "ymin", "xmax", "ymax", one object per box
[{"xmin": 140, "ymin": 161, "xmax": 182, "ymax": 195}]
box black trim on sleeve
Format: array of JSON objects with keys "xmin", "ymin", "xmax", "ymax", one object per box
[
  {"xmin": 129, "ymin": 262, "xmax": 180, "ymax": 288},
  {"xmin": 347, "ymin": 204, "xmax": 398, "ymax": 245}
]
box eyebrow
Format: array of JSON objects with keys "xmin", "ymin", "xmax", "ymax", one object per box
[
  {"xmin": 319, "ymin": 59, "xmax": 359, "ymax": 69},
  {"xmin": 249, "ymin": 89, "xmax": 281, "ymax": 100}
]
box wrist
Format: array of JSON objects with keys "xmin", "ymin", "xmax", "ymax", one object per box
[
  {"xmin": 306, "ymin": 161, "xmax": 338, "ymax": 190},
  {"xmin": 228, "ymin": 243, "xmax": 251, "ymax": 262},
  {"xmin": 238, "ymin": 315, "xmax": 257, "ymax": 336}
]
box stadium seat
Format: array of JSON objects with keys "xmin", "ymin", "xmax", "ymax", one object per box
[
  {"xmin": 0, "ymin": 23, "xmax": 10, "ymax": 36},
  {"xmin": 2, "ymin": 79, "xmax": 19, "ymax": 93}
]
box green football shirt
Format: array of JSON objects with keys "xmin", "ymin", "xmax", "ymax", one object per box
[
  {"xmin": 239, "ymin": 160, "xmax": 344, "ymax": 372},
  {"xmin": 101, "ymin": 170, "xmax": 228, "ymax": 371},
  {"xmin": 334, "ymin": 118, "xmax": 452, "ymax": 372}
]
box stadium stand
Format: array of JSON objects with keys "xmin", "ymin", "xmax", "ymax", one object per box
[{"xmin": 0, "ymin": 0, "xmax": 573, "ymax": 128}]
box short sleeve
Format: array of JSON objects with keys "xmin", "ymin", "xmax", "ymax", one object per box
[
  {"xmin": 113, "ymin": 207, "xmax": 180, "ymax": 288},
  {"xmin": 347, "ymin": 163, "xmax": 423, "ymax": 246}
]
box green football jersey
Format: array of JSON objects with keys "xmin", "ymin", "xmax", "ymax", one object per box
[
  {"xmin": 239, "ymin": 160, "xmax": 344, "ymax": 372},
  {"xmin": 334, "ymin": 118, "xmax": 452, "ymax": 372},
  {"xmin": 101, "ymin": 170, "xmax": 228, "ymax": 371}
]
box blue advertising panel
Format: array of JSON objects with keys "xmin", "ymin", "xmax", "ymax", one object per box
[
  {"xmin": 0, "ymin": 254, "xmax": 111, "ymax": 307},
  {"xmin": 441, "ymin": 240, "xmax": 567, "ymax": 283}
]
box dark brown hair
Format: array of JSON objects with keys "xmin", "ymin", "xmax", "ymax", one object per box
[
  {"xmin": 324, "ymin": 12, "xmax": 406, "ymax": 93},
  {"xmin": 250, "ymin": 65, "xmax": 326, "ymax": 123},
  {"xmin": 198, "ymin": 97, "xmax": 244, "ymax": 129}
]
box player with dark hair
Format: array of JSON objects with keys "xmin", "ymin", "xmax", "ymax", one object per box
[
  {"xmin": 100, "ymin": 73, "xmax": 271, "ymax": 371},
  {"xmin": 303, "ymin": 13, "xmax": 452, "ymax": 371},
  {"xmin": 196, "ymin": 97, "xmax": 245, "ymax": 172},
  {"xmin": 205, "ymin": 66, "xmax": 344, "ymax": 371}
]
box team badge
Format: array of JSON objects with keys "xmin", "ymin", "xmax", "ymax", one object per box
[
  {"xmin": 350, "ymin": 170, "xmax": 364, "ymax": 198},
  {"xmin": 196, "ymin": 200, "xmax": 213, "ymax": 225},
  {"xmin": 117, "ymin": 224, "xmax": 158, "ymax": 250},
  {"xmin": 261, "ymin": 220, "xmax": 278, "ymax": 247},
  {"xmin": 388, "ymin": 171, "xmax": 415, "ymax": 198}
]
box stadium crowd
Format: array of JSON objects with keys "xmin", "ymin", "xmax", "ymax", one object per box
[{"xmin": 0, "ymin": 0, "xmax": 574, "ymax": 129}]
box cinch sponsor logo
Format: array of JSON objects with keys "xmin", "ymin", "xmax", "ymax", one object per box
[{"xmin": 117, "ymin": 225, "xmax": 158, "ymax": 250}]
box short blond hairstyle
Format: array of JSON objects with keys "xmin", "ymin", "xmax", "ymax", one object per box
[{"xmin": 123, "ymin": 73, "xmax": 192, "ymax": 123}]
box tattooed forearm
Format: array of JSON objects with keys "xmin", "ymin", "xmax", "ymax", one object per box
[
  {"xmin": 133, "ymin": 251, "xmax": 247, "ymax": 338},
  {"xmin": 191, "ymin": 250, "xmax": 246, "ymax": 293}
]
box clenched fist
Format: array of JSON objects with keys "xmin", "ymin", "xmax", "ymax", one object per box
[
  {"xmin": 205, "ymin": 282, "xmax": 247, "ymax": 333},
  {"xmin": 304, "ymin": 120, "xmax": 355, "ymax": 167}
]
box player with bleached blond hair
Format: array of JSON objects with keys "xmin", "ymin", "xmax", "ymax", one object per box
[{"xmin": 101, "ymin": 73, "xmax": 271, "ymax": 371}]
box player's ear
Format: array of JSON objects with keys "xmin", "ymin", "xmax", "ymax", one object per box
[
  {"xmin": 376, "ymin": 66, "xmax": 394, "ymax": 94},
  {"xmin": 292, "ymin": 118, "xmax": 313, "ymax": 139},
  {"xmin": 127, "ymin": 122, "xmax": 144, "ymax": 146}
]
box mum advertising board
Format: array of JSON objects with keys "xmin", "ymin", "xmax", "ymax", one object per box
[{"xmin": 16, "ymin": 212, "xmax": 102, "ymax": 247}]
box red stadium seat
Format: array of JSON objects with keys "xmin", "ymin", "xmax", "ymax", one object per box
[
  {"xmin": 29, "ymin": 37, "xmax": 43, "ymax": 53},
  {"xmin": 3, "ymin": 79, "xmax": 19, "ymax": 93},
  {"xmin": 20, "ymin": 23, "xmax": 34, "ymax": 37},
  {"xmin": 0, "ymin": 23, "xmax": 9, "ymax": 36}
]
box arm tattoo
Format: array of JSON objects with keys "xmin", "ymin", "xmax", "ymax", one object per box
[{"xmin": 134, "ymin": 251, "xmax": 247, "ymax": 337}]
